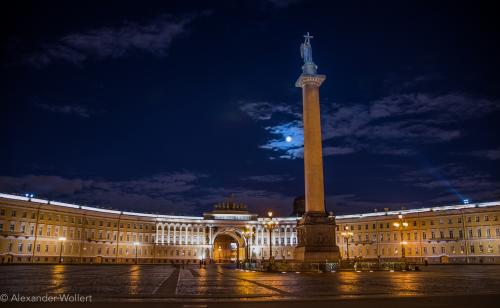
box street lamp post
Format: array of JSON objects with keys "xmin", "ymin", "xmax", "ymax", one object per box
[
  {"xmin": 393, "ymin": 214, "xmax": 409, "ymax": 262},
  {"xmin": 265, "ymin": 211, "xmax": 278, "ymax": 263},
  {"xmin": 58, "ymin": 237, "xmax": 66, "ymax": 264},
  {"xmin": 133, "ymin": 242, "xmax": 140, "ymax": 264},
  {"xmin": 340, "ymin": 226, "xmax": 353, "ymax": 261}
]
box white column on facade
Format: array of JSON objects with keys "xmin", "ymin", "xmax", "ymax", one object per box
[
  {"xmin": 167, "ymin": 224, "xmax": 171, "ymax": 244},
  {"xmin": 161, "ymin": 224, "xmax": 165, "ymax": 244},
  {"xmin": 284, "ymin": 226, "xmax": 287, "ymax": 246},
  {"xmin": 173, "ymin": 224, "xmax": 177, "ymax": 244},
  {"xmin": 203, "ymin": 225, "xmax": 206, "ymax": 244},
  {"xmin": 278, "ymin": 226, "xmax": 281, "ymax": 246},
  {"xmin": 185, "ymin": 225, "xmax": 188, "ymax": 245},
  {"xmin": 209, "ymin": 226, "xmax": 213, "ymax": 244}
]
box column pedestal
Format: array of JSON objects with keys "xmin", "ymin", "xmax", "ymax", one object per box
[{"xmin": 295, "ymin": 212, "xmax": 340, "ymax": 262}]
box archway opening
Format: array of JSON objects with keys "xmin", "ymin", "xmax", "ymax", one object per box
[{"xmin": 213, "ymin": 234, "xmax": 241, "ymax": 263}]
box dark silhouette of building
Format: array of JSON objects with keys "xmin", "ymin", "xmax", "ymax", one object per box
[{"xmin": 292, "ymin": 196, "xmax": 305, "ymax": 216}]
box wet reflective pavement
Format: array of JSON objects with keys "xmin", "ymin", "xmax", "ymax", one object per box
[{"xmin": 1, "ymin": 264, "xmax": 499, "ymax": 306}]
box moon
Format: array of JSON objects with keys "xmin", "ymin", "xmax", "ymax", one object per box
[{"xmin": 286, "ymin": 136, "xmax": 292, "ymax": 142}]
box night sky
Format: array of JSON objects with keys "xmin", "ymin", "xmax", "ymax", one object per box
[{"xmin": 1, "ymin": 0, "xmax": 499, "ymax": 216}]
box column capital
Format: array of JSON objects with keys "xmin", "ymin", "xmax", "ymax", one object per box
[{"xmin": 295, "ymin": 74, "xmax": 326, "ymax": 88}]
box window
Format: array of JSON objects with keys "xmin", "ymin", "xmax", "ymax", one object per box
[
  {"xmin": 10, "ymin": 222, "xmax": 15, "ymax": 232},
  {"xmin": 11, "ymin": 210, "xmax": 17, "ymax": 217},
  {"xmin": 22, "ymin": 212, "xmax": 27, "ymax": 218},
  {"xmin": 484, "ymin": 215, "xmax": 489, "ymax": 222},
  {"xmin": 475, "ymin": 216, "xmax": 479, "ymax": 222},
  {"xmin": 459, "ymin": 230, "xmax": 463, "ymax": 239},
  {"xmin": 458, "ymin": 217, "xmax": 462, "ymax": 223},
  {"xmin": 0, "ymin": 209, "xmax": 4, "ymax": 215},
  {"xmin": 413, "ymin": 221, "xmax": 417, "ymax": 227},
  {"xmin": 477, "ymin": 229, "xmax": 482, "ymax": 238},
  {"xmin": 432, "ymin": 247, "xmax": 436, "ymax": 254},
  {"xmin": 422, "ymin": 232, "xmax": 427, "ymax": 240},
  {"xmin": 470, "ymin": 245, "xmax": 475, "ymax": 253},
  {"xmin": 430, "ymin": 220, "xmax": 434, "ymax": 225},
  {"xmin": 448, "ymin": 218, "xmax": 452, "ymax": 224},
  {"xmin": 486, "ymin": 229, "xmax": 491, "ymax": 238},
  {"xmin": 479, "ymin": 245, "xmax": 484, "ymax": 253},
  {"xmin": 487, "ymin": 244, "xmax": 493, "ymax": 253},
  {"xmin": 431, "ymin": 231, "xmax": 435, "ymax": 239},
  {"xmin": 468, "ymin": 229, "xmax": 473, "ymax": 238},
  {"xmin": 449, "ymin": 230, "xmax": 454, "ymax": 239},
  {"xmin": 441, "ymin": 246, "xmax": 445, "ymax": 254},
  {"xmin": 440, "ymin": 231, "xmax": 444, "ymax": 238},
  {"xmin": 18, "ymin": 243, "xmax": 23, "ymax": 252}
]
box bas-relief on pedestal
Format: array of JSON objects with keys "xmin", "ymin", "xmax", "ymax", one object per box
[{"xmin": 295, "ymin": 33, "xmax": 340, "ymax": 262}]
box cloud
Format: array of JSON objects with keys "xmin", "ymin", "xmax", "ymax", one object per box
[
  {"xmin": 266, "ymin": 0, "xmax": 301, "ymax": 8},
  {"xmin": 0, "ymin": 172, "xmax": 208, "ymax": 214},
  {"xmin": 326, "ymin": 194, "xmax": 422, "ymax": 215},
  {"xmin": 35, "ymin": 103, "xmax": 92, "ymax": 118},
  {"xmin": 26, "ymin": 14, "xmax": 204, "ymax": 67},
  {"xmin": 260, "ymin": 120, "xmax": 304, "ymax": 159},
  {"xmin": 322, "ymin": 146, "xmax": 356, "ymax": 156},
  {"xmin": 467, "ymin": 147, "xmax": 500, "ymax": 160},
  {"xmin": 0, "ymin": 172, "xmax": 296, "ymax": 216},
  {"xmin": 247, "ymin": 92, "xmax": 498, "ymax": 159},
  {"xmin": 399, "ymin": 164, "xmax": 500, "ymax": 203},
  {"xmin": 239, "ymin": 101, "xmax": 299, "ymax": 121},
  {"xmin": 242, "ymin": 174, "xmax": 295, "ymax": 182}
]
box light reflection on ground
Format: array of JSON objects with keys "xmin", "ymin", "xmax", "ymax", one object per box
[{"xmin": 0, "ymin": 264, "xmax": 499, "ymax": 301}]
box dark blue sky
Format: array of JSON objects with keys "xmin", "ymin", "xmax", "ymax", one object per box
[{"xmin": 1, "ymin": 0, "xmax": 499, "ymax": 216}]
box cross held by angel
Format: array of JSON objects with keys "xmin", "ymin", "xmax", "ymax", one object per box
[{"xmin": 300, "ymin": 32, "xmax": 314, "ymax": 64}]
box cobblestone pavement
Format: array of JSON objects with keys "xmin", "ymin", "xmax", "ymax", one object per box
[{"xmin": 1, "ymin": 264, "xmax": 499, "ymax": 306}]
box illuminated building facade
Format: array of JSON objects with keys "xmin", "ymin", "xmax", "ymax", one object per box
[{"xmin": 0, "ymin": 193, "xmax": 499, "ymax": 264}]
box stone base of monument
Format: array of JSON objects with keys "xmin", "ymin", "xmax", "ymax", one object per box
[{"xmin": 294, "ymin": 212, "xmax": 340, "ymax": 263}]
